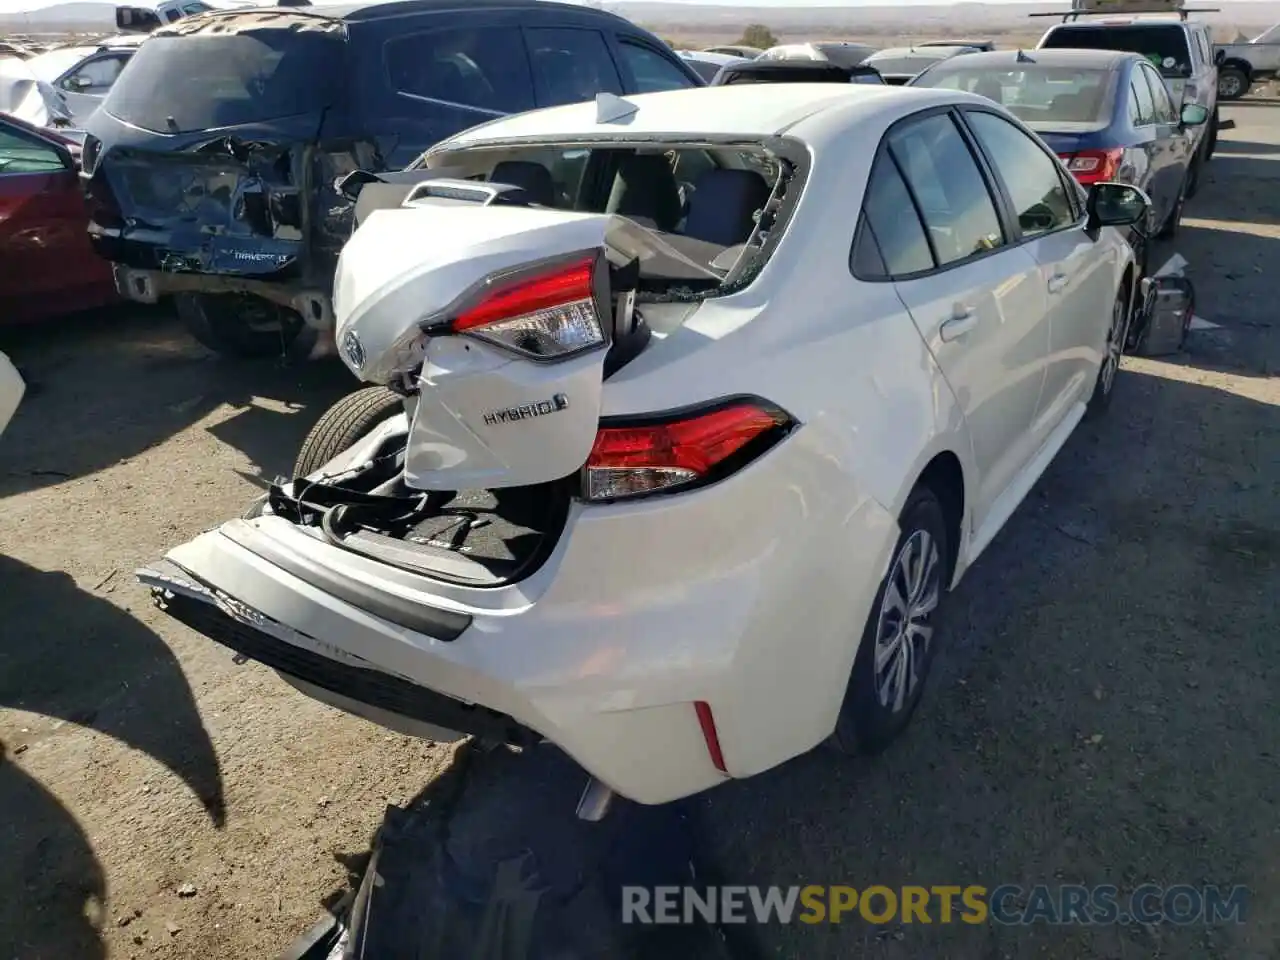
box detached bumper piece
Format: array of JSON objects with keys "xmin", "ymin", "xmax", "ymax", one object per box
[
  {"xmin": 149, "ymin": 580, "xmax": 536, "ymax": 748},
  {"xmin": 280, "ymin": 743, "xmax": 738, "ymax": 960}
]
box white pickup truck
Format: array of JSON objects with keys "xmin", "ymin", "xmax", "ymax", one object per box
[
  {"xmin": 1214, "ymin": 24, "xmax": 1280, "ymax": 100},
  {"xmin": 114, "ymin": 0, "xmax": 309, "ymax": 33}
]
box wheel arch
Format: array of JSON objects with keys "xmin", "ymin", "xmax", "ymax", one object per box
[
  {"xmin": 916, "ymin": 451, "xmax": 965, "ymax": 582},
  {"xmin": 1222, "ymin": 57, "xmax": 1253, "ymax": 80}
]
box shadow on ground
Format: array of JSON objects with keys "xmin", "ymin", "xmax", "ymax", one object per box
[
  {"xmin": 695, "ymin": 364, "xmax": 1278, "ymax": 959},
  {"xmin": 0, "ymin": 305, "xmax": 355, "ymax": 498},
  {"xmin": 0, "ymin": 556, "xmax": 226, "ymax": 957}
]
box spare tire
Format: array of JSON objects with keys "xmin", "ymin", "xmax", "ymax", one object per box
[{"xmin": 294, "ymin": 385, "xmax": 404, "ymax": 478}]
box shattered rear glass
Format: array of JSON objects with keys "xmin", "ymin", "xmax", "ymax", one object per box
[{"xmin": 103, "ymin": 22, "xmax": 344, "ymax": 133}]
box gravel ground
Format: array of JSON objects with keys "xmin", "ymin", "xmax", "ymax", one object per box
[{"xmin": 0, "ymin": 103, "xmax": 1276, "ymax": 960}]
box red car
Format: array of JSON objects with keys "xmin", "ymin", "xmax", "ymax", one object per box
[{"xmin": 0, "ymin": 113, "xmax": 116, "ymax": 324}]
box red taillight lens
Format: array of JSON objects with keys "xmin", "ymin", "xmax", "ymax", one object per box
[
  {"xmin": 1059, "ymin": 148, "xmax": 1124, "ymax": 185},
  {"xmin": 449, "ymin": 254, "xmax": 605, "ymax": 360},
  {"xmin": 583, "ymin": 398, "xmax": 793, "ymax": 502}
]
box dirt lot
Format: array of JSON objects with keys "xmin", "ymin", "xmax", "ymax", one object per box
[{"xmin": 0, "ymin": 103, "xmax": 1276, "ymax": 959}]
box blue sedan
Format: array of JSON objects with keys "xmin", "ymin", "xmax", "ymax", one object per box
[{"xmin": 910, "ymin": 48, "xmax": 1209, "ymax": 264}]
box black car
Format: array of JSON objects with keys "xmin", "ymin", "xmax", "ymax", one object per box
[
  {"xmin": 910, "ymin": 48, "xmax": 1209, "ymax": 270},
  {"xmin": 81, "ymin": 0, "xmax": 702, "ymax": 358},
  {"xmin": 710, "ymin": 60, "xmax": 885, "ymax": 86}
]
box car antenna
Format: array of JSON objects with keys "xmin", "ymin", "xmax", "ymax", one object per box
[
  {"xmin": 596, "ymin": 92, "xmax": 638, "ymax": 125},
  {"xmin": 1016, "ymin": 48, "xmax": 1035, "ymax": 63}
]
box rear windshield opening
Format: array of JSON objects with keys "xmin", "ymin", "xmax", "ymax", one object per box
[
  {"xmin": 104, "ymin": 26, "xmax": 343, "ymax": 133},
  {"xmin": 923, "ymin": 67, "xmax": 1114, "ymax": 127},
  {"xmin": 423, "ymin": 141, "xmax": 802, "ymax": 295},
  {"xmin": 1040, "ymin": 26, "xmax": 1192, "ymax": 77}
]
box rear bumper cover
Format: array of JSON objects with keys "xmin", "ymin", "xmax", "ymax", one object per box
[{"xmin": 142, "ymin": 430, "xmax": 898, "ymax": 804}]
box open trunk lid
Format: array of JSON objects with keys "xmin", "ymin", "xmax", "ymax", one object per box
[{"xmin": 334, "ymin": 195, "xmax": 722, "ymax": 492}]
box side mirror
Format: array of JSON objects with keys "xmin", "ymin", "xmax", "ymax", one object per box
[
  {"xmin": 66, "ymin": 75, "xmax": 93, "ymax": 91},
  {"xmin": 334, "ymin": 169, "xmax": 383, "ymax": 202},
  {"xmin": 1086, "ymin": 182, "xmax": 1150, "ymax": 232},
  {"xmin": 1214, "ymin": 48, "xmax": 1226, "ymax": 66},
  {"xmin": 1180, "ymin": 102, "xmax": 1209, "ymax": 127}
]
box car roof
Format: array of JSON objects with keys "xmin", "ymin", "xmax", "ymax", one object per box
[
  {"xmin": 1045, "ymin": 16, "xmax": 1189, "ymax": 28},
  {"xmin": 678, "ymin": 50, "xmax": 744, "ymax": 66},
  {"xmin": 928, "ymin": 48, "xmax": 1139, "ymax": 69},
  {"xmin": 224, "ymin": 0, "xmax": 631, "ymax": 22},
  {"xmin": 432, "ymin": 85, "xmax": 991, "ymax": 149},
  {"xmin": 867, "ymin": 46, "xmax": 971, "ymax": 60}
]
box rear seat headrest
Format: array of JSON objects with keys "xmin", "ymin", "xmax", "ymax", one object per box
[
  {"xmin": 683, "ymin": 168, "xmax": 773, "ymax": 247},
  {"xmin": 607, "ymin": 153, "xmax": 683, "ymax": 233},
  {"xmin": 490, "ymin": 160, "xmax": 556, "ymax": 207}
]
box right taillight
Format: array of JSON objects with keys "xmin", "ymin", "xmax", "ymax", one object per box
[
  {"xmin": 582, "ymin": 398, "xmax": 795, "ymax": 502},
  {"xmin": 1059, "ymin": 148, "xmax": 1124, "ymax": 186}
]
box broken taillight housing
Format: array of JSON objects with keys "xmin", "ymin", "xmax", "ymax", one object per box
[
  {"xmin": 449, "ymin": 252, "xmax": 606, "ymax": 360},
  {"xmin": 582, "ymin": 398, "xmax": 796, "ymax": 502}
]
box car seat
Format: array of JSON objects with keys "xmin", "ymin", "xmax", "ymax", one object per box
[
  {"xmin": 489, "ymin": 161, "xmax": 556, "ymax": 207},
  {"xmin": 605, "ymin": 154, "xmax": 683, "ymax": 232},
  {"xmin": 681, "ymin": 169, "xmax": 773, "ymax": 246}
]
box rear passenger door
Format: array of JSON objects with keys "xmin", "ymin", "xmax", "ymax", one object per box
[
  {"xmin": 960, "ymin": 107, "xmax": 1115, "ymax": 444},
  {"xmin": 857, "ymin": 109, "xmax": 1048, "ymax": 534}
]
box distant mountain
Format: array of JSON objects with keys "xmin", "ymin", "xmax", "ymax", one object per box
[{"xmin": 0, "ymin": 2, "xmax": 117, "ymax": 32}]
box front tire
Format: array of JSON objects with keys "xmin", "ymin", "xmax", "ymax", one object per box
[
  {"xmin": 294, "ymin": 385, "xmax": 404, "ymax": 478},
  {"xmin": 1086, "ymin": 287, "xmax": 1129, "ymax": 419},
  {"xmin": 176, "ymin": 292, "xmax": 304, "ymax": 359},
  {"xmin": 830, "ymin": 485, "xmax": 951, "ymax": 755}
]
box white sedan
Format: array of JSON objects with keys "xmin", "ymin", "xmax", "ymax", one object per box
[{"xmin": 139, "ymin": 84, "xmax": 1148, "ymax": 810}]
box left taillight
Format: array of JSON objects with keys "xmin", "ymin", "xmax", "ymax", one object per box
[
  {"xmin": 447, "ymin": 251, "xmax": 607, "ymax": 361},
  {"xmin": 1058, "ymin": 148, "xmax": 1124, "ymax": 185},
  {"xmin": 582, "ymin": 397, "xmax": 796, "ymax": 503}
]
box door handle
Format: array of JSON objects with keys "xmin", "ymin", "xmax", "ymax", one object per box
[
  {"xmin": 1048, "ymin": 273, "xmax": 1069, "ymax": 295},
  {"xmin": 939, "ymin": 308, "xmax": 977, "ymax": 342}
]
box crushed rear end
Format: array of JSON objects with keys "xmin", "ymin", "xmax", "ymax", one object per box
[{"xmin": 136, "ymin": 135, "xmax": 827, "ymax": 803}]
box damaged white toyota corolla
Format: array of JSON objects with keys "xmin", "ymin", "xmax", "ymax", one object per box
[{"xmin": 139, "ymin": 85, "xmax": 1149, "ymax": 809}]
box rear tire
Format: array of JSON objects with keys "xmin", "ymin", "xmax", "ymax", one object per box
[
  {"xmin": 830, "ymin": 485, "xmax": 950, "ymax": 756},
  {"xmin": 1086, "ymin": 286, "xmax": 1130, "ymax": 419},
  {"xmin": 294, "ymin": 386, "xmax": 404, "ymax": 478},
  {"xmin": 1156, "ymin": 178, "xmax": 1186, "ymax": 239},
  {"xmin": 176, "ymin": 292, "xmax": 304, "ymax": 359}
]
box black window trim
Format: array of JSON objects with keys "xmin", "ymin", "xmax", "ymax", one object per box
[
  {"xmin": 850, "ymin": 103, "xmax": 1012, "ymax": 284},
  {"xmin": 956, "ymin": 104, "xmax": 1088, "ymax": 241},
  {"xmin": 382, "ymin": 24, "xmax": 534, "ymax": 118}
]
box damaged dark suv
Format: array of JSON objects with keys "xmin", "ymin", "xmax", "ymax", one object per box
[{"xmin": 79, "ymin": 0, "xmax": 701, "ymax": 358}]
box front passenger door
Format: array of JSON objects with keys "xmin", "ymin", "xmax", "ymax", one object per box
[
  {"xmin": 961, "ymin": 108, "xmax": 1115, "ymax": 443},
  {"xmin": 867, "ymin": 110, "xmax": 1048, "ymax": 534}
]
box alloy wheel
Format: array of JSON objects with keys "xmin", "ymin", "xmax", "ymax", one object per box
[
  {"xmin": 1100, "ymin": 295, "xmax": 1127, "ymax": 395},
  {"xmin": 873, "ymin": 529, "xmax": 941, "ymax": 712},
  {"xmin": 1219, "ymin": 73, "xmax": 1244, "ymax": 99}
]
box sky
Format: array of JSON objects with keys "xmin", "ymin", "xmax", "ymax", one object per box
[{"xmin": 2, "ymin": 0, "xmax": 1274, "ymax": 17}]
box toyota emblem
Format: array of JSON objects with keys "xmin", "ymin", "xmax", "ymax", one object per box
[{"xmin": 341, "ymin": 330, "xmax": 366, "ymax": 370}]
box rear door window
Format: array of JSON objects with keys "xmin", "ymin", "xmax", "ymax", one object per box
[
  {"xmin": 1142, "ymin": 64, "xmax": 1177, "ymax": 123},
  {"xmin": 525, "ymin": 27, "xmax": 622, "ymax": 106},
  {"xmin": 888, "ymin": 112, "xmax": 1005, "ymax": 267},
  {"xmin": 854, "ymin": 153, "xmax": 935, "ymax": 277},
  {"xmin": 615, "ymin": 40, "xmax": 697, "ymax": 93},
  {"xmin": 103, "ymin": 26, "xmax": 344, "ymax": 132},
  {"xmin": 386, "ymin": 26, "xmax": 533, "ymax": 114},
  {"xmin": 1131, "ymin": 72, "xmax": 1155, "ymax": 125}
]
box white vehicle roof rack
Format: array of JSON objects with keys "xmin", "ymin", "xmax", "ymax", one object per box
[{"xmin": 1030, "ymin": 0, "xmax": 1218, "ymax": 22}]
